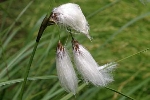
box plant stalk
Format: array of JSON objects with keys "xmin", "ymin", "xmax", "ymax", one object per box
[
  {"xmin": 18, "ymin": 14, "xmax": 54, "ymax": 100},
  {"xmin": 19, "ymin": 41, "xmax": 39, "ymax": 100}
]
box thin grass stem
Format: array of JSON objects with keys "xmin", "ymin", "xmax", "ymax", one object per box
[
  {"xmin": 19, "ymin": 42, "xmax": 39, "ymax": 100},
  {"xmin": 105, "ymin": 87, "xmax": 134, "ymax": 100},
  {"xmin": 116, "ymin": 48, "xmax": 149, "ymax": 63}
]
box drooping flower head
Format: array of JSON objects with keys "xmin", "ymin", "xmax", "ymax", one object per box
[
  {"xmin": 72, "ymin": 39, "xmax": 116, "ymax": 86},
  {"xmin": 52, "ymin": 3, "xmax": 117, "ymax": 94},
  {"xmin": 56, "ymin": 41, "xmax": 78, "ymax": 94},
  {"xmin": 50, "ymin": 3, "xmax": 91, "ymax": 40}
]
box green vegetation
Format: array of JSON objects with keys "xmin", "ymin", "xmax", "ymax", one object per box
[{"xmin": 0, "ymin": 0, "xmax": 150, "ymax": 100}]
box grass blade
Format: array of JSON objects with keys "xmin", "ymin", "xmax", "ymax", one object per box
[
  {"xmin": 119, "ymin": 78, "xmax": 150, "ymax": 100},
  {"xmin": 100, "ymin": 12, "xmax": 150, "ymax": 48},
  {"xmin": 0, "ymin": 75, "xmax": 57, "ymax": 87},
  {"xmin": 2, "ymin": 0, "xmax": 33, "ymax": 40}
]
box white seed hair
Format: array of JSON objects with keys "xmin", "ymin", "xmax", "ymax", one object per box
[
  {"xmin": 50, "ymin": 3, "xmax": 91, "ymax": 39},
  {"xmin": 56, "ymin": 42, "xmax": 78, "ymax": 94},
  {"xmin": 72, "ymin": 40, "xmax": 116, "ymax": 86},
  {"xmin": 98, "ymin": 62, "xmax": 117, "ymax": 84}
]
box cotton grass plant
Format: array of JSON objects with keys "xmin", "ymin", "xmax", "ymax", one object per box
[
  {"xmin": 0, "ymin": 0, "xmax": 150, "ymax": 100},
  {"xmin": 50, "ymin": 3, "xmax": 117, "ymax": 95}
]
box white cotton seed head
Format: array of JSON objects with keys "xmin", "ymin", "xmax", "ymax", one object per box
[
  {"xmin": 98, "ymin": 62, "xmax": 117, "ymax": 72},
  {"xmin": 98, "ymin": 62, "xmax": 117, "ymax": 84},
  {"xmin": 50, "ymin": 3, "xmax": 91, "ymax": 39},
  {"xmin": 56, "ymin": 42, "xmax": 78, "ymax": 94},
  {"xmin": 72, "ymin": 40, "xmax": 112, "ymax": 86}
]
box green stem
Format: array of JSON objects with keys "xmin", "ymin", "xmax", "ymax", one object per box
[
  {"xmin": 19, "ymin": 42, "xmax": 39, "ymax": 100},
  {"xmin": 116, "ymin": 48, "xmax": 149, "ymax": 63},
  {"xmin": 18, "ymin": 14, "xmax": 53, "ymax": 100},
  {"xmin": 105, "ymin": 86, "xmax": 134, "ymax": 100}
]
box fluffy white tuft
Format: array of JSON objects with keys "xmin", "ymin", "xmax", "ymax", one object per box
[
  {"xmin": 56, "ymin": 42, "xmax": 78, "ymax": 94},
  {"xmin": 98, "ymin": 62, "xmax": 117, "ymax": 84},
  {"xmin": 50, "ymin": 3, "xmax": 91, "ymax": 39},
  {"xmin": 72, "ymin": 40, "xmax": 116, "ymax": 86}
]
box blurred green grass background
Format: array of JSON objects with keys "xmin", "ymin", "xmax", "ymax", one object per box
[{"xmin": 0, "ymin": 0, "xmax": 150, "ymax": 100}]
